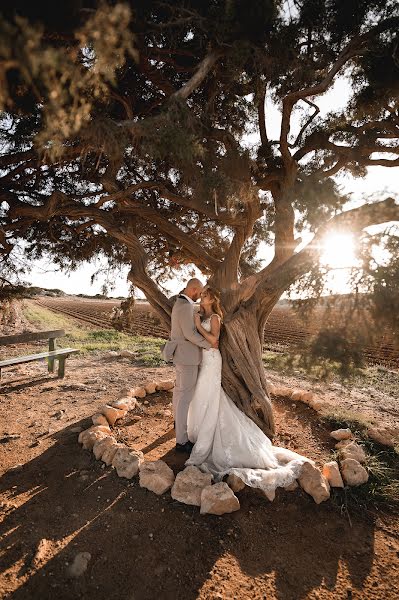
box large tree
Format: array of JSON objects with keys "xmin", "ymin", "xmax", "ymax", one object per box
[{"xmin": 1, "ymin": 0, "xmax": 398, "ymax": 436}]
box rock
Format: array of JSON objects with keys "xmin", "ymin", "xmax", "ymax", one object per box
[
  {"xmin": 335, "ymin": 439, "xmax": 352, "ymax": 449},
  {"xmin": 267, "ymin": 383, "xmax": 277, "ymax": 395},
  {"xmin": 284, "ymin": 480, "xmax": 299, "ymax": 492},
  {"xmin": 78, "ymin": 425, "xmax": 110, "ymax": 444},
  {"xmin": 144, "ymin": 382, "xmax": 157, "ymax": 394},
  {"xmin": 82, "ymin": 430, "xmax": 108, "ymax": 451},
  {"xmin": 112, "ymin": 447, "xmax": 144, "ymax": 479},
  {"xmin": 322, "ymin": 461, "xmax": 344, "ymax": 488},
  {"xmin": 133, "ymin": 386, "xmax": 146, "ymax": 399},
  {"xmin": 274, "ymin": 386, "xmax": 292, "ymax": 398},
  {"xmin": 263, "ymin": 489, "xmax": 276, "ymax": 502},
  {"xmin": 31, "ymin": 538, "xmax": 50, "ymax": 569},
  {"xmin": 120, "ymin": 350, "xmax": 134, "ymax": 358},
  {"xmin": 200, "ymin": 482, "xmax": 240, "ymax": 515},
  {"xmin": 139, "ymin": 460, "xmax": 175, "ymax": 495},
  {"xmin": 298, "ymin": 462, "xmax": 330, "ymax": 504},
  {"xmin": 92, "ymin": 413, "xmax": 109, "ymax": 427},
  {"xmin": 171, "ymin": 466, "xmax": 213, "ymax": 506},
  {"xmin": 340, "ymin": 459, "xmax": 369, "ymax": 486},
  {"xmin": 70, "ymin": 426, "xmax": 83, "ymax": 433},
  {"xmin": 330, "ymin": 428, "xmax": 352, "ymax": 441},
  {"xmin": 156, "ymin": 380, "xmax": 175, "ymax": 391},
  {"xmin": 93, "ymin": 436, "xmax": 115, "ymax": 460},
  {"xmin": 307, "ymin": 397, "xmax": 324, "ymax": 410},
  {"xmin": 111, "ymin": 398, "xmax": 134, "ymax": 411},
  {"xmin": 67, "ymin": 552, "xmax": 91, "ymax": 577},
  {"xmin": 108, "ymin": 351, "xmax": 119, "ymax": 357},
  {"xmin": 102, "ymin": 441, "xmax": 124, "ymax": 466},
  {"xmin": 290, "ymin": 390, "xmax": 303, "ymax": 402},
  {"xmin": 301, "ymin": 391, "xmax": 314, "ymax": 403},
  {"xmin": 339, "ymin": 441, "xmax": 367, "ymax": 464},
  {"xmin": 100, "ymin": 405, "xmax": 126, "ymax": 427},
  {"xmin": 119, "ymin": 387, "xmax": 135, "ymax": 397},
  {"xmin": 367, "ymin": 427, "xmax": 396, "ymax": 448},
  {"xmin": 226, "ymin": 473, "xmax": 245, "ymax": 493}
]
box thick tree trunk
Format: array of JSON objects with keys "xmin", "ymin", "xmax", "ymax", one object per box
[{"xmin": 220, "ymin": 302, "xmax": 276, "ymax": 438}]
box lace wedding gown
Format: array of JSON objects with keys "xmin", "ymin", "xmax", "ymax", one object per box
[{"xmin": 186, "ymin": 315, "xmax": 309, "ymax": 495}]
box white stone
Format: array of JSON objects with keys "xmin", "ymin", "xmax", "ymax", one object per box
[
  {"xmin": 274, "ymin": 386, "xmax": 292, "ymax": 398},
  {"xmin": 156, "ymin": 380, "xmax": 175, "ymax": 391},
  {"xmin": 301, "ymin": 391, "xmax": 314, "ymax": 404},
  {"xmin": 102, "ymin": 441, "xmax": 124, "ymax": 466},
  {"xmin": 298, "ymin": 462, "xmax": 330, "ymax": 504},
  {"xmin": 112, "ymin": 447, "xmax": 144, "ymax": 479},
  {"xmin": 82, "ymin": 431, "xmax": 108, "ymax": 451},
  {"xmin": 335, "ymin": 439, "xmax": 352, "ymax": 449},
  {"xmin": 200, "ymin": 482, "xmax": 240, "ymax": 515},
  {"xmin": 322, "ymin": 461, "xmax": 344, "ymax": 488},
  {"xmin": 120, "ymin": 350, "xmax": 134, "ymax": 358},
  {"xmin": 367, "ymin": 427, "xmax": 396, "ymax": 448},
  {"xmin": 284, "ymin": 480, "xmax": 299, "ymax": 492},
  {"xmin": 139, "ymin": 460, "xmax": 175, "ymax": 495},
  {"xmin": 92, "ymin": 436, "xmax": 115, "ymax": 460},
  {"xmin": 144, "ymin": 382, "xmax": 157, "ymax": 394},
  {"xmin": 330, "ymin": 428, "xmax": 353, "ymax": 441},
  {"xmin": 226, "ymin": 473, "xmax": 245, "ymax": 493},
  {"xmin": 263, "ymin": 489, "xmax": 276, "ymax": 502},
  {"xmin": 339, "ymin": 441, "xmax": 367, "ymax": 464},
  {"xmin": 111, "ymin": 398, "xmax": 135, "ymax": 411},
  {"xmin": 100, "ymin": 405, "xmax": 126, "ymax": 427},
  {"xmin": 67, "ymin": 552, "xmax": 91, "ymax": 577},
  {"xmin": 171, "ymin": 466, "xmax": 213, "ymax": 506},
  {"xmin": 92, "ymin": 413, "xmax": 109, "ymax": 427},
  {"xmin": 78, "ymin": 426, "xmax": 110, "ymax": 445},
  {"xmin": 340, "ymin": 458, "xmax": 369, "ymax": 486}
]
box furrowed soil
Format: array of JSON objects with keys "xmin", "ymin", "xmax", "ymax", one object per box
[{"xmin": 0, "ymin": 305, "xmax": 398, "ymax": 599}]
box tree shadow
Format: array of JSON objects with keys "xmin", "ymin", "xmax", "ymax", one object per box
[
  {"xmin": 0, "ymin": 374, "xmax": 59, "ymax": 394},
  {"xmin": 0, "ymin": 416, "xmax": 376, "ymax": 600}
]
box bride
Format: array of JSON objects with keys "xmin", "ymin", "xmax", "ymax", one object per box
[{"xmin": 186, "ymin": 286, "xmax": 309, "ymax": 497}]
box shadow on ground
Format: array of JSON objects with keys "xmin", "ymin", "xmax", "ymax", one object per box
[{"xmin": 0, "ymin": 407, "xmax": 376, "ymax": 600}]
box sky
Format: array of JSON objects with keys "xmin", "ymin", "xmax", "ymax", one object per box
[{"xmin": 26, "ymin": 77, "xmax": 399, "ymax": 298}]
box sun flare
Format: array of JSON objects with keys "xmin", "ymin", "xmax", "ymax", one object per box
[{"xmin": 320, "ymin": 233, "xmax": 357, "ymax": 269}]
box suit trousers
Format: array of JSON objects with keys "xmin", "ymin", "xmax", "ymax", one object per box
[{"xmin": 173, "ymin": 364, "xmax": 198, "ymax": 444}]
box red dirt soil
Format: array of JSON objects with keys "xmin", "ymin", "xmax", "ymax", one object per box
[{"xmin": 1, "ymin": 353, "xmax": 398, "ymax": 600}]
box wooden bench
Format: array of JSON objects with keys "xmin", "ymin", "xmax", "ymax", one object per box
[{"xmin": 0, "ymin": 330, "xmax": 79, "ymax": 379}]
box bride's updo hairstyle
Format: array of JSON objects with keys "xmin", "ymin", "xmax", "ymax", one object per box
[{"xmin": 202, "ymin": 287, "xmax": 224, "ymax": 322}]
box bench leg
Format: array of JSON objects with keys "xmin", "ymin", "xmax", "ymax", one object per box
[
  {"xmin": 48, "ymin": 338, "xmax": 56, "ymax": 373},
  {"xmin": 58, "ymin": 357, "xmax": 66, "ymax": 378}
]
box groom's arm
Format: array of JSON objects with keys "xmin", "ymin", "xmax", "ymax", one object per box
[{"xmin": 180, "ymin": 304, "xmax": 212, "ymax": 349}]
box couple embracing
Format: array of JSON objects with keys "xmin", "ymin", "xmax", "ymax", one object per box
[{"xmin": 163, "ymin": 278, "xmax": 308, "ymax": 496}]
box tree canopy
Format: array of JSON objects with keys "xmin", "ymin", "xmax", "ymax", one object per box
[{"xmin": 1, "ymin": 0, "xmax": 398, "ymax": 434}]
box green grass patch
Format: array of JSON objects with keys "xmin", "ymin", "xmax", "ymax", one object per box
[
  {"xmin": 331, "ymin": 444, "xmax": 399, "ymax": 517},
  {"xmin": 22, "ymin": 301, "xmax": 165, "ymax": 366},
  {"xmin": 262, "ymin": 349, "xmax": 398, "ymax": 397}
]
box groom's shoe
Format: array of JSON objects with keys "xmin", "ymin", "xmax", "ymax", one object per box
[{"xmin": 175, "ymin": 441, "xmax": 194, "ymax": 454}]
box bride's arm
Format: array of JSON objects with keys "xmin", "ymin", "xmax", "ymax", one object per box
[{"xmin": 194, "ymin": 314, "xmax": 220, "ymax": 345}]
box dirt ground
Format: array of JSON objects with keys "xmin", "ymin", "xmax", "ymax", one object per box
[{"xmin": 0, "ymin": 351, "xmax": 398, "ymax": 600}]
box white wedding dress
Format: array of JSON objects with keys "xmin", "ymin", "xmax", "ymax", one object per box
[{"xmin": 186, "ymin": 315, "xmax": 309, "ymax": 495}]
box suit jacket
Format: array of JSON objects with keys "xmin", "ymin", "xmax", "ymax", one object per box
[{"xmin": 162, "ymin": 296, "xmax": 211, "ymax": 365}]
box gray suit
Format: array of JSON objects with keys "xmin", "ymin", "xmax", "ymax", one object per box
[{"xmin": 169, "ymin": 296, "xmax": 211, "ymax": 444}]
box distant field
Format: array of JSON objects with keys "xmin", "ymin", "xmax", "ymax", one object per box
[{"xmin": 35, "ymin": 296, "xmax": 399, "ymax": 368}]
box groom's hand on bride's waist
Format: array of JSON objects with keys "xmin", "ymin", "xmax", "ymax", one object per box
[{"xmin": 212, "ymin": 341, "xmax": 219, "ymax": 349}]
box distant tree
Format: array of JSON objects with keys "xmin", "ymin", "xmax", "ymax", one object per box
[{"xmin": 0, "ymin": 1, "xmax": 398, "ymax": 435}]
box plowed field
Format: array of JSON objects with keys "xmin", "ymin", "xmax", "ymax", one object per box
[{"xmin": 36, "ymin": 297, "xmax": 399, "ymax": 368}]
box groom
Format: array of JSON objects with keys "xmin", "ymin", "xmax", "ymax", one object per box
[{"xmin": 169, "ymin": 278, "xmax": 215, "ymax": 453}]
